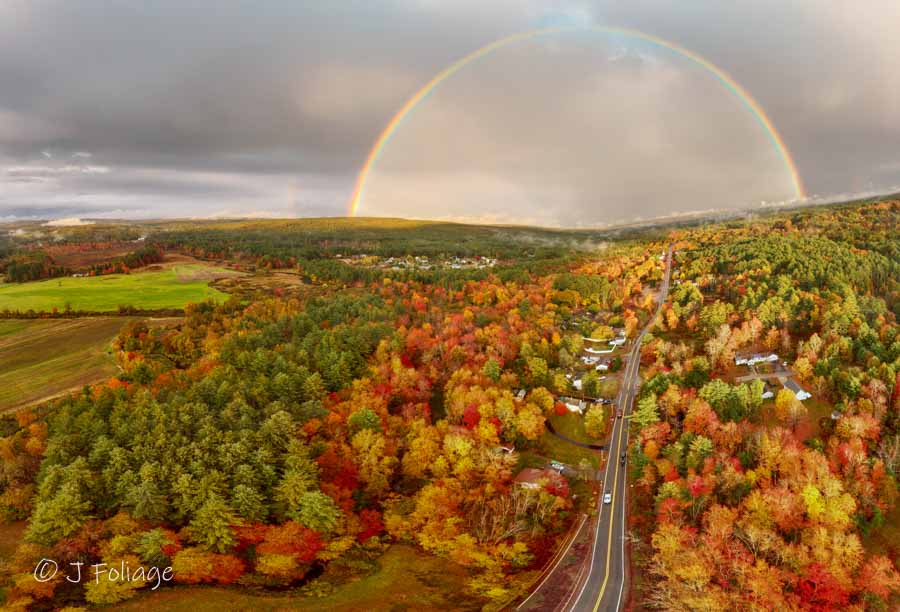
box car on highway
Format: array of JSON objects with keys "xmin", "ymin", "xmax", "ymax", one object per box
[
  {"xmin": 603, "ymin": 492, "xmax": 612, "ymax": 504},
  {"xmin": 620, "ymin": 452, "xmax": 626, "ymax": 465},
  {"xmin": 616, "ymin": 409, "xmax": 623, "ymax": 418}
]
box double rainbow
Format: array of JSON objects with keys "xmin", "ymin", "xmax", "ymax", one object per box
[{"xmin": 348, "ymin": 26, "xmax": 805, "ymax": 216}]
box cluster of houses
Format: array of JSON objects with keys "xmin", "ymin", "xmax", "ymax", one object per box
[
  {"xmin": 560, "ymin": 328, "xmax": 628, "ymax": 402},
  {"xmin": 733, "ymin": 351, "xmax": 812, "ymax": 401},
  {"xmin": 580, "ymin": 355, "xmax": 612, "ymax": 371},
  {"xmin": 579, "ymin": 331, "xmax": 624, "ymax": 368}
]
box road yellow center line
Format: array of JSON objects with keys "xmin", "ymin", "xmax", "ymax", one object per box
[
  {"xmin": 593, "ymin": 389, "xmax": 627, "ymax": 611},
  {"xmin": 592, "ymin": 360, "xmax": 636, "ymax": 611},
  {"xmin": 584, "ymin": 247, "xmax": 670, "ymax": 611}
]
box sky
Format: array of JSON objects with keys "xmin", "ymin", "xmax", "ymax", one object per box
[{"xmin": 0, "ymin": 1, "xmax": 898, "ymax": 227}]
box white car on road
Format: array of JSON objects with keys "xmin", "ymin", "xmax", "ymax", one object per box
[{"xmin": 603, "ymin": 493, "xmax": 612, "ymax": 504}]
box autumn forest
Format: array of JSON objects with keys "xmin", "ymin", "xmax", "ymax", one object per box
[{"xmin": 0, "ymin": 199, "xmax": 898, "ymax": 611}]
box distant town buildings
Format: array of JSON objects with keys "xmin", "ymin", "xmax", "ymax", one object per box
[{"xmin": 340, "ymin": 254, "xmax": 498, "ymax": 271}]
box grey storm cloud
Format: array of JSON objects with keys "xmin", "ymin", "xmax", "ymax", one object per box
[{"xmin": 0, "ymin": 0, "xmax": 898, "ymax": 224}]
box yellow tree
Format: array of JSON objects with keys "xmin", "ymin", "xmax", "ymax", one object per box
[
  {"xmin": 774, "ymin": 389, "xmax": 807, "ymax": 431},
  {"xmin": 590, "ymin": 325, "xmax": 614, "ymax": 340},
  {"xmin": 584, "ymin": 405, "xmax": 607, "ymax": 439}
]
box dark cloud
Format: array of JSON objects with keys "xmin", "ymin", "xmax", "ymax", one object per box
[{"xmin": 0, "ymin": 1, "xmax": 897, "ymax": 223}]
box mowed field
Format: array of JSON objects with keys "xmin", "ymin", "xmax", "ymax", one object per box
[
  {"xmin": 0, "ymin": 264, "xmax": 232, "ymax": 313},
  {"xmin": 0, "ymin": 318, "xmax": 130, "ymax": 411},
  {"xmin": 117, "ymin": 545, "xmax": 484, "ymax": 612}
]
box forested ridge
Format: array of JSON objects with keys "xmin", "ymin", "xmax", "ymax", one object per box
[
  {"xmin": 0, "ymin": 235, "xmax": 663, "ymax": 607},
  {"xmin": 631, "ymin": 200, "xmax": 900, "ymax": 610}
]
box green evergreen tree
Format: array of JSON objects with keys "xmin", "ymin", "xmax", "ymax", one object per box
[
  {"xmin": 26, "ymin": 484, "xmax": 91, "ymax": 545},
  {"xmin": 231, "ymin": 484, "xmax": 267, "ymax": 522},
  {"xmin": 189, "ymin": 494, "xmax": 239, "ymax": 553},
  {"xmin": 348, "ymin": 407, "xmax": 382, "ymax": 433},
  {"xmin": 295, "ymin": 491, "xmax": 342, "ymax": 535}
]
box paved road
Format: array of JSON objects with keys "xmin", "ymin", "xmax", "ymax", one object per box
[{"xmin": 567, "ymin": 245, "xmax": 673, "ymax": 612}]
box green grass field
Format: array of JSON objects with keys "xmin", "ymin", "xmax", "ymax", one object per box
[
  {"xmin": 118, "ymin": 545, "xmax": 483, "ymax": 612},
  {"xmin": 549, "ymin": 411, "xmax": 596, "ymax": 445},
  {"xmin": 0, "ymin": 265, "xmax": 230, "ymax": 313},
  {"xmin": 537, "ymin": 430, "xmax": 601, "ymax": 470},
  {"xmin": 0, "ymin": 318, "xmax": 131, "ymax": 411}
]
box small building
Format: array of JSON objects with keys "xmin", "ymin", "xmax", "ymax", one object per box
[
  {"xmin": 783, "ymin": 379, "xmax": 812, "ymax": 401},
  {"xmin": 559, "ymin": 396, "xmax": 587, "ymax": 414},
  {"xmin": 582, "ymin": 355, "xmax": 599, "ymax": 365},
  {"xmin": 609, "ymin": 337, "xmax": 626, "ymax": 347},
  {"xmin": 735, "ymin": 352, "xmax": 779, "ymax": 366},
  {"xmin": 585, "ymin": 347, "xmax": 614, "ymax": 355},
  {"xmin": 595, "ymin": 358, "xmax": 612, "ymax": 372},
  {"xmin": 565, "ymin": 402, "xmax": 584, "ymax": 414}
]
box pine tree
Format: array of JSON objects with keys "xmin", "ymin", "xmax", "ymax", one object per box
[
  {"xmin": 231, "ymin": 484, "xmax": 267, "ymax": 522},
  {"xmin": 295, "ymin": 491, "xmax": 341, "ymax": 535},
  {"xmin": 26, "ymin": 484, "xmax": 91, "ymax": 545},
  {"xmin": 189, "ymin": 494, "xmax": 239, "ymax": 553}
]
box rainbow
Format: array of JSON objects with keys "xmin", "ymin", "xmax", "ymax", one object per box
[{"xmin": 348, "ymin": 26, "xmax": 805, "ymax": 216}]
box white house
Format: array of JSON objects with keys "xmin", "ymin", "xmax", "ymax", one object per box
[
  {"xmin": 565, "ymin": 401, "xmax": 584, "ymax": 414},
  {"xmin": 560, "ymin": 396, "xmax": 587, "ymax": 414},
  {"xmin": 784, "ymin": 379, "xmax": 812, "ymax": 401},
  {"xmin": 735, "ymin": 352, "xmax": 779, "ymax": 366},
  {"xmin": 585, "ymin": 347, "xmax": 614, "ymax": 355}
]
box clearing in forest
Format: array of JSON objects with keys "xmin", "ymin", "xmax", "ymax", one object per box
[{"xmin": 0, "ymin": 264, "xmax": 232, "ymax": 313}]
